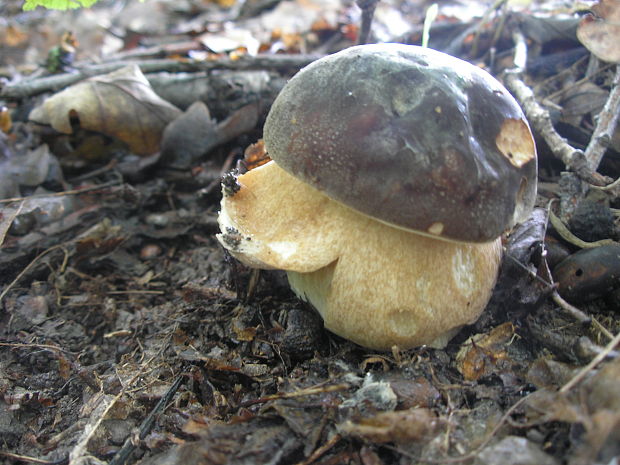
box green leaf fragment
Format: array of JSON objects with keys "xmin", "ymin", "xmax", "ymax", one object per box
[{"xmin": 23, "ymin": 0, "xmax": 99, "ymax": 10}]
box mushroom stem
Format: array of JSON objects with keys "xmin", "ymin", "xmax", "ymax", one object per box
[{"xmin": 218, "ymin": 161, "xmax": 503, "ymax": 350}]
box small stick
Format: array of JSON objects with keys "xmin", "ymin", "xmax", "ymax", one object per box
[
  {"xmin": 1, "ymin": 54, "xmax": 322, "ymax": 99},
  {"xmin": 108, "ymin": 376, "xmax": 184, "ymax": 465},
  {"xmin": 548, "ymin": 207, "xmax": 617, "ymax": 248},
  {"xmin": 591, "ymin": 175, "xmax": 620, "ymax": 192},
  {"xmin": 0, "ymin": 342, "xmax": 75, "ymax": 354},
  {"xmin": 584, "ymin": 64, "xmax": 620, "ymax": 170},
  {"xmin": 356, "ymin": 0, "xmax": 379, "ymax": 45},
  {"xmin": 545, "ymin": 61, "xmax": 614, "ymax": 102},
  {"xmin": 470, "ymin": 0, "xmax": 508, "ymax": 58},
  {"xmin": 238, "ymin": 383, "xmax": 350, "ymax": 407},
  {"xmin": 559, "ymin": 329, "xmax": 620, "ymax": 393},
  {"xmin": 106, "ymin": 290, "xmax": 165, "ymax": 295},
  {"xmin": 0, "ymin": 243, "xmax": 67, "ymax": 305},
  {"xmin": 503, "ymin": 31, "xmax": 610, "ymax": 186},
  {"xmin": 0, "ymin": 179, "xmax": 121, "ymax": 204},
  {"xmin": 592, "ymin": 317, "xmax": 614, "ymax": 341},
  {"xmin": 295, "ymin": 434, "xmax": 342, "ymax": 465},
  {"xmin": 0, "ymin": 199, "xmax": 24, "ymax": 246},
  {"xmin": 0, "ymin": 451, "xmax": 63, "ymax": 465},
  {"xmin": 551, "ymin": 291, "xmax": 591, "ymax": 324}
]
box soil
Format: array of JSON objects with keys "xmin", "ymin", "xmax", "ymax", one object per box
[{"xmin": 1, "ymin": 1, "xmax": 620, "ymax": 464}]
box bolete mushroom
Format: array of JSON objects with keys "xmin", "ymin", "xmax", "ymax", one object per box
[{"xmin": 217, "ymin": 43, "xmax": 537, "ymax": 351}]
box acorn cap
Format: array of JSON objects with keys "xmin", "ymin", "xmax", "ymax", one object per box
[{"xmin": 263, "ymin": 43, "xmax": 537, "ymax": 243}]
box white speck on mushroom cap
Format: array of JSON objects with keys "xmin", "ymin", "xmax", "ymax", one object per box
[{"xmin": 428, "ymin": 222, "xmax": 444, "ymax": 235}]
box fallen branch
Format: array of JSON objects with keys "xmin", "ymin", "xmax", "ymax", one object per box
[
  {"xmin": 584, "ymin": 64, "xmax": 620, "ymax": 171},
  {"xmin": 1, "ymin": 54, "xmax": 321, "ymax": 99},
  {"xmin": 503, "ymin": 31, "xmax": 610, "ymax": 186}
]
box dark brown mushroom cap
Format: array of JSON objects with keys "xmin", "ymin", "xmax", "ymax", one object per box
[{"xmin": 263, "ymin": 43, "xmax": 537, "ymax": 243}]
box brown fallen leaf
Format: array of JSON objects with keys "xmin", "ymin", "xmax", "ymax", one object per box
[
  {"xmin": 29, "ymin": 64, "xmax": 181, "ymax": 155},
  {"xmin": 0, "ymin": 106, "xmax": 12, "ymax": 133},
  {"xmin": 340, "ymin": 408, "xmax": 441, "ymax": 444},
  {"xmin": 243, "ymin": 140, "xmax": 271, "ymax": 170},
  {"xmin": 577, "ymin": 0, "xmax": 620, "ymax": 63},
  {"xmin": 456, "ymin": 322, "xmax": 515, "ymax": 381},
  {"xmin": 522, "ymin": 360, "xmax": 620, "ymax": 464}
]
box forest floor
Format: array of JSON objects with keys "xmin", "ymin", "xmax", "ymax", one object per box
[{"xmin": 1, "ymin": 0, "xmax": 620, "ymax": 464}]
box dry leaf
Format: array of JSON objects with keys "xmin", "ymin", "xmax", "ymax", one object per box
[
  {"xmin": 243, "ymin": 140, "xmax": 271, "ymax": 170},
  {"xmin": 0, "ymin": 106, "xmax": 12, "ymax": 133},
  {"xmin": 560, "ymin": 82, "xmax": 609, "ymax": 126},
  {"xmin": 388, "ymin": 375, "xmax": 441, "ymax": 409},
  {"xmin": 577, "ymin": 0, "xmax": 620, "ymax": 63},
  {"xmin": 29, "ymin": 65, "xmax": 181, "ymax": 155},
  {"xmin": 456, "ymin": 322, "xmax": 515, "ymax": 381},
  {"xmin": 3, "ymin": 24, "xmax": 29, "ymax": 47},
  {"xmin": 199, "ymin": 28, "xmax": 260, "ymax": 55},
  {"xmin": 476, "ymin": 436, "xmax": 561, "ymax": 465},
  {"xmin": 340, "ymin": 408, "xmax": 441, "ymax": 443},
  {"xmin": 57, "ymin": 354, "xmax": 72, "ymax": 380},
  {"xmin": 0, "ymin": 144, "xmax": 54, "ymax": 187}
]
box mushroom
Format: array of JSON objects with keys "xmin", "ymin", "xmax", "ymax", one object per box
[{"xmin": 217, "ymin": 43, "xmax": 537, "ymax": 351}]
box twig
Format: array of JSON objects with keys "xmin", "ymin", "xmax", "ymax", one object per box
[
  {"xmin": 584, "ymin": 64, "xmax": 620, "ymax": 170},
  {"xmin": 0, "ymin": 243, "xmax": 67, "ymax": 305},
  {"xmin": 470, "ymin": 0, "xmax": 508, "ymax": 58},
  {"xmin": 551, "ymin": 291, "xmax": 591, "ymax": 324},
  {"xmin": 238, "ymin": 383, "xmax": 350, "ymax": 407},
  {"xmin": 103, "ymin": 41, "xmax": 201, "ymax": 62},
  {"xmin": 0, "ymin": 199, "xmax": 24, "ymax": 246},
  {"xmin": 393, "ymin": 395, "xmax": 531, "ymax": 463},
  {"xmin": 544, "ymin": 60, "xmax": 614, "ymax": 102},
  {"xmin": 296, "ymin": 434, "xmax": 342, "ymax": 465},
  {"xmin": 356, "ymin": 0, "xmax": 379, "ymax": 45},
  {"xmin": 503, "ymin": 31, "xmax": 610, "ymax": 186},
  {"xmin": 559, "ymin": 329, "xmax": 620, "ymax": 393},
  {"xmin": 67, "ymin": 159, "xmax": 118, "ymax": 183},
  {"xmin": 592, "ymin": 317, "xmax": 614, "ymax": 341},
  {"xmin": 0, "ymin": 451, "xmax": 65, "ymax": 465},
  {"xmin": 505, "ymin": 70, "xmax": 609, "ymax": 186},
  {"xmin": 108, "ymin": 375, "xmax": 184, "ymax": 465},
  {"xmin": 0, "ymin": 179, "xmax": 121, "ymax": 204},
  {"xmin": 0, "ymin": 342, "xmax": 76, "ymax": 354},
  {"xmin": 1, "ymin": 54, "xmax": 322, "ymax": 99},
  {"xmin": 529, "ymin": 207, "xmax": 592, "ymax": 325},
  {"xmin": 548, "ymin": 207, "xmax": 617, "ymax": 248},
  {"xmin": 591, "ymin": 175, "xmax": 620, "ymax": 192},
  {"xmin": 106, "ymin": 290, "xmax": 165, "ymax": 295}
]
